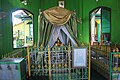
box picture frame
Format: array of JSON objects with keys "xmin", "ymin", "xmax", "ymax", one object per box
[{"xmin": 72, "ymin": 47, "xmax": 87, "ymax": 68}]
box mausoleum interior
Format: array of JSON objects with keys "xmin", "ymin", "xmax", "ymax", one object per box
[{"xmin": 0, "ymin": 0, "xmax": 120, "ymax": 80}]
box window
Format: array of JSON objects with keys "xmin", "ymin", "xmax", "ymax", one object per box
[{"xmin": 12, "ymin": 9, "xmax": 33, "ymax": 48}]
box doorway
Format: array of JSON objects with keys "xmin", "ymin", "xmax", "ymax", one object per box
[{"xmin": 89, "ymin": 7, "xmax": 111, "ymax": 45}]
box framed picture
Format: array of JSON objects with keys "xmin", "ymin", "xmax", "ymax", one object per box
[
  {"xmin": 58, "ymin": 0, "xmax": 64, "ymax": 8},
  {"xmin": 72, "ymin": 47, "xmax": 87, "ymax": 68}
]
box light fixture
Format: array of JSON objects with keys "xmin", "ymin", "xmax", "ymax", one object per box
[
  {"xmin": 58, "ymin": 0, "xmax": 64, "ymax": 8},
  {"xmin": 96, "ymin": 0, "xmax": 99, "ymax": 1},
  {"xmin": 20, "ymin": 0, "xmax": 28, "ymax": 5}
]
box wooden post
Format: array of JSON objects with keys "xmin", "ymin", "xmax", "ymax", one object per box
[
  {"xmin": 48, "ymin": 45, "xmax": 52, "ymax": 80},
  {"xmin": 68, "ymin": 43, "xmax": 71, "ymax": 80},
  {"xmin": 88, "ymin": 43, "xmax": 91, "ymax": 80},
  {"xmin": 27, "ymin": 46, "xmax": 31, "ymax": 77}
]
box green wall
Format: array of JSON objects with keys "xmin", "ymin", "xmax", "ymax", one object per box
[
  {"xmin": 0, "ymin": 0, "xmax": 4, "ymax": 53},
  {"xmin": 113, "ymin": 0, "xmax": 120, "ymax": 43},
  {"xmin": 0, "ymin": 0, "xmax": 120, "ymax": 53}
]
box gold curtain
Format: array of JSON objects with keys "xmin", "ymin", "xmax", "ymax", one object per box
[{"xmin": 43, "ymin": 6, "xmax": 72, "ymax": 26}]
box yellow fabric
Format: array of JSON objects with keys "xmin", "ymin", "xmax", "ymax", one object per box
[
  {"xmin": 43, "ymin": 6, "xmax": 72, "ymax": 26},
  {"xmin": 96, "ymin": 20, "xmax": 101, "ymax": 24}
]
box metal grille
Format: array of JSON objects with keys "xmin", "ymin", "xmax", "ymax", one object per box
[
  {"xmin": 27, "ymin": 46, "xmax": 90, "ymax": 80},
  {"xmin": 110, "ymin": 52, "xmax": 120, "ymax": 80}
]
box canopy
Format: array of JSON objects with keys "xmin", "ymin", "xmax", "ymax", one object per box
[
  {"xmin": 37, "ymin": 6, "xmax": 80, "ymax": 48},
  {"xmin": 43, "ymin": 6, "xmax": 72, "ymax": 26}
]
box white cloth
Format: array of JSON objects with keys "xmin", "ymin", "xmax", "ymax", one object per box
[{"xmin": 48, "ymin": 25, "xmax": 76, "ymax": 48}]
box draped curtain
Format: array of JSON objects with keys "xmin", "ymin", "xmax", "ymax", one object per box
[
  {"xmin": 37, "ymin": 6, "xmax": 80, "ymax": 48},
  {"xmin": 48, "ymin": 25, "xmax": 77, "ymax": 48}
]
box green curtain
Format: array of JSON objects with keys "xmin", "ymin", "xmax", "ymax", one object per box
[
  {"xmin": 37, "ymin": 13, "xmax": 54, "ymax": 47},
  {"xmin": 65, "ymin": 14, "xmax": 80, "ymax": 46}
]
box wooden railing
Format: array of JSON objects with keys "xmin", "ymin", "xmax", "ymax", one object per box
[
  {"xmin": 91, "ymin": 45, "xmax": 120, "ymax": 80},
  {"xmin": 0, "ymin": 48, "xmax": 26, "ymax": 59}
]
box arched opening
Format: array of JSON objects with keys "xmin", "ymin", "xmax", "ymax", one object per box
[
  {"xmin": 12, "ymin": 9, "xmax": 33, "ymax": 48},
  {"xmin": 89, "ymin": 7, "xmax": 111, "ymax": 45}
]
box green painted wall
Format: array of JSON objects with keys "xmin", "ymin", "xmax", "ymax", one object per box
[
  {"xmin": 0, "ymin": 19, "xmax": 4, "ymax": 53},
  {"xmin": 0, "ymin": 0, "xmax": 120, "ymax": 53},
  {"xmin": 113, "ymin": 0, "xmax": 120, "ymax": 43},
  {"xmin": 0, "ymin": 0, "xmax": 4, "ymax": 53}
]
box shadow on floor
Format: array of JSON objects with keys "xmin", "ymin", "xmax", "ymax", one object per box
[
  {"xmin": 27, "ymin": 69, "xmax": 107, "ymax": 80},
  {"xmin": 91, "ymin": 69, "xmax": 107, "ymax": 80},
  {"xmin": 27, "ymin": 76, "xmax": 49, "ymax": 80}
]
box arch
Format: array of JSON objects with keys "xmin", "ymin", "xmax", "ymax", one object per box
[
  {"xmin": 11, "ymin": 8, "xmax": 34, "ymax": 48},
  {"xmin": 89, "ymin": 6, "xmax": 111, "ymax": 14}
]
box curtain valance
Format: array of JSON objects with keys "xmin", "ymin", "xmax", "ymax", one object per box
[{"xmin": 43, "ymin": 6, "xmax": 72, "ymax": 26}]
